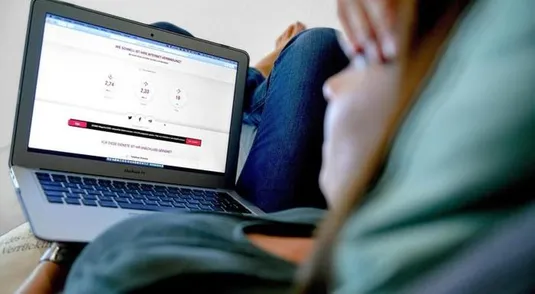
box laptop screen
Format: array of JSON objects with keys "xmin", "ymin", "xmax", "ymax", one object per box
[{"xmin": 27, "ymin": 14, "xmax": 238, "ymax": 174}]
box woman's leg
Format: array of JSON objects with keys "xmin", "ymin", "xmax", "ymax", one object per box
[
  {"xmin": 237, "ymin": 28, "xmax": 349, "ymax": 212},
  {"xmin": 151, "ymin": 22, "xmax": 195, "ymax": 37}
]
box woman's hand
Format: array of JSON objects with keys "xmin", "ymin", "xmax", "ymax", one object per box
[
  {"xmin": 15, "ymin": 262, "xmax": 64, "ymax": 294},
  {"xmin": 337, "ymin": 0, "xmax": 399, "ymax": 61}
]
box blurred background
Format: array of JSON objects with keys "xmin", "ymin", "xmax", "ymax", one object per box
[{"xmin": 0, "ymin": 0, "xmax": 340, "ymax": 234}]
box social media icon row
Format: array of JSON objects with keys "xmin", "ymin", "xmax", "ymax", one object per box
[{"xmin": 127, "ymin": 114, "xmax": 154, "ymax": 124}]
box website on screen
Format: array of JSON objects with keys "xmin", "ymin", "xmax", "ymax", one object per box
[{"xmin": 28, "ymin": 14, "xmax": 238, "ymax": 173}]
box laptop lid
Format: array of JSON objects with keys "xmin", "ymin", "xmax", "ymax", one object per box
[{"xmin": 10, "ymin": 0, "xmax": 250, "ymax": 189}]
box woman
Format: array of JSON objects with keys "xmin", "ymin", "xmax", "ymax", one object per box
[{"xmin": 18, "ymin": 0, "xmax": 535, "ymax": 292}]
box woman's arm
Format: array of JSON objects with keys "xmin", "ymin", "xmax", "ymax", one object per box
[
  {"xmin": 15, "ymin": 242, "xmax": 83, "ymax": 294},
  {"xmin": 15, "ymin": 262, "xmax": 65, "ymax": 294}
]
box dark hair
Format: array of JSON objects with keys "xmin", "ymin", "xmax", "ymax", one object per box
[{"xmin": 296, "ymin": 0, "xmax": 474, "ymax": 293}]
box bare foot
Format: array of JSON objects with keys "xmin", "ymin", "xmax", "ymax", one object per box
[
  {"xmin": 276, "ymin": 22, "xmax": 306, "ymax": 50},
  {"xmin": 255, "ymin": 22, "xmax": 307, "ymax": 78}
]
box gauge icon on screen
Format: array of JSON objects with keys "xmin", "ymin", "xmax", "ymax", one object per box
[
  {"xmin": 170, "ymin": 87, "xmax": 189, "ymax": 110},
  {"xmin": 139, "ymin": 80, "xmax": 153, "ymax": 104},
  {"xmin": 103, "ymin": 73, "xmax": 117, "ymax": 99}
]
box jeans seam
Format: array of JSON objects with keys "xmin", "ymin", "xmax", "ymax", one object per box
[
  {"xmin": 261, "ymin": 59, "xmax": 278, "ymax": 110},
  {"xmin": 262, "ymin": 29, "xmax": 309, "ymax": 104},
  {"xmin": 249, "ymin": 70, "xmax": 273, "ymax": 125}
]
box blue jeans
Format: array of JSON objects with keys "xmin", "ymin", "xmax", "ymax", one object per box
[{"xmin": 152, "ymin": 22, "xmax": 349, "ymax": 212}]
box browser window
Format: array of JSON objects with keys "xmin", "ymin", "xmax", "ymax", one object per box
[{"xmin": 28, "ymin": 14, "xmax": 238, "ymax": 174}]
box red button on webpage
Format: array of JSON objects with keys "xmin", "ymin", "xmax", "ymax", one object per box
[
  {"xmin": 68, "ymin": 119, "xmax": 87, "ymax": 128},
  {"xmin": 185, "ymin": 138, "xmax": 202, "ymax": 147}
]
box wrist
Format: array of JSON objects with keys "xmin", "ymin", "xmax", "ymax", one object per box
[
  {"xmin": 40, "ymin": 243, "xmax": 69, "ymax": 265},
  {"xmin": 39, "ymin": 242, "xmax": 84, "ymax": 267}
]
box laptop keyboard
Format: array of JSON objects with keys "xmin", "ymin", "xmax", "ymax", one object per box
[{"xmin": 36, "ymin": 172, "xmax": 250, "ymax": 214}]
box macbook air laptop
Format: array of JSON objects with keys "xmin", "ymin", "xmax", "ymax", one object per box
[{"xmin": 9, "ymin": 0, "xmax": 263, "ymax": 243}]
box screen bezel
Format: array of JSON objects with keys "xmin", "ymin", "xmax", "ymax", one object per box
[{"xmin": 10, "ymin": 0, "xmax": 249, "ymax": 189}]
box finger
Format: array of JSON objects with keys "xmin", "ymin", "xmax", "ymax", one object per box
[
  {"xmin": 337, "ymin": 0, "xmax": 362, "ymax": 53},
  {"xmin": 354, "ymin": 0, "xmax": 383, "ymax": 62},
  {"xmin": 336, "ymin": 30, "xmax": 358, "ymax": 58},
  {"xmin": 365, "ymin": 0, "xmax": 397, "ymax": 36},
  {"xmin": 363, "ymin": 0, "xmax": 398, "ymax": 59}
]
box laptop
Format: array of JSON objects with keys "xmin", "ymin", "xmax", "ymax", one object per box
[{"xmin": 8, "ymin": 0, "xmax": 263, "ymax": 243}]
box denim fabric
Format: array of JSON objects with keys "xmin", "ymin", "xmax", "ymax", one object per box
[
  {"xmin": 151, "ymin": 22, "xmax": 195, "ymax": 37},
  {"xmin": 241, "ymin": 67, "xmax": 266, "ymax": 126},
  {"xmin": 151, "ymin": 22, "xmax": 348, "ymax": 212},
  {"xmin": 236, "ymin": 28, "xmax": 349, "ymax": 212}
]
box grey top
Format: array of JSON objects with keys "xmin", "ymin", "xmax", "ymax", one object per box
[{"xmin": 64, "ymin": 209, "xmax": 324, "ymax": 293}]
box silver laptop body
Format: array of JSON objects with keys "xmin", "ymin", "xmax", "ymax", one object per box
[{"xmin": 9, "ymin": 0, "xmax": 262, "ymax": 243}]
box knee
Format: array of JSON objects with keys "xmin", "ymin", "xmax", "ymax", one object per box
[
  {"xmin": 291, "ymin": 28, "xmax": 340, "ymax": 53},
  {"xmin": 151, "ymin": 21, "xmax": 175, "ymax": 30},
  {"xmin": 150, "ymin": 22, "xmax": 194, "ymax": 37},
  {"xmin": 277, "ymin": 28, "xmax": 345, "ymax": 71}
]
